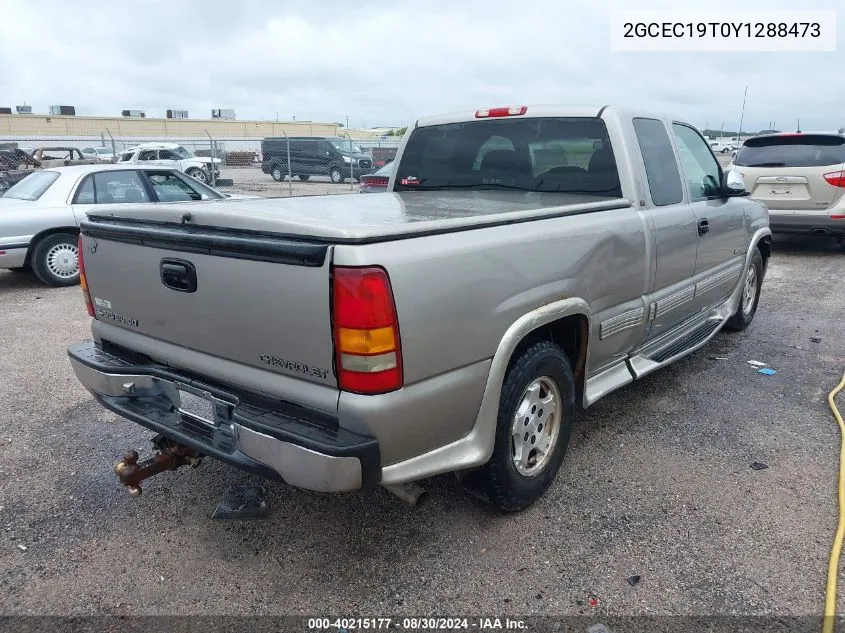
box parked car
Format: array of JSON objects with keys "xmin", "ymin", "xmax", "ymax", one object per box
[
  {"xmin": 372, "ymin": 146, "xmax": 398, "ymax": 167},
  {"xmin": 261, "ymin": 136, "xmax": 374, "ymax": 184},
  {"xmin": 730, "ymin": 131, "xmax": 845, "ymax": 242},
  {"xmin": 118, "ymin": 143, "xmax": 221, "ymax": 184},
  {"xmin": 81, "ymin": 146, "xmax": 116, "ymax": 163},
  {"xmin": 30, "ymin": 147, "xmax": 100, "ymax": 168},
  {"xmin": 68, "ymin": 104, "xmax": 770, "ymax": 511},
  {"xmin": 709, "ymin": 141, "xmax": 736, "ymax": 154},
  {"xmin": 358, "ymin": 161, "xmax": 393, "ymax": 193},
  {"xmin": 0, "ymin": 164, "xmax": 257, "ymax": 286}
]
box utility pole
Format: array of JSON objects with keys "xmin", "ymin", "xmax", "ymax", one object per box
[{"xmin": 346, "ymin": 114, "xmax": 349, "ymax": 129}]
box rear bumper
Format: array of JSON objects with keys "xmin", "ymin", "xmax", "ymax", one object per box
[
  {"xmin": 768, "ymin": 210, "xmax": 845, "ymax": 235},
  {"xmin": 67, "ymin": 340, "xmax": 381, "ymax": 492}
]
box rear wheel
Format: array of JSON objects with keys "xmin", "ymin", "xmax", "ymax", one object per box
[
  {"xmin": 461, "ymin": 340, "xmax": 576, "ymax": 512},
  {"xmin": 271, "ymin": 166, "xmax": 284, "ymax": 182},
  {"xmin": 725, "ymin": 249, "xmax": 763, "ymax": 331},
  {"xmin": 31, "ymin": 233, "xmax": 80, "ymax": 287},
  {"xmin": 329, "ymin": 166, "xmax": 344, "ymax": 184},
  {"xmin": 298, "ymin": 174, "xmax": 310, "ymax": 181}
]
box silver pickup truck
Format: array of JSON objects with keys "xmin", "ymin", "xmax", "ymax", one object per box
[{"xmin": 68, "ymin": 105, "xmax": 771, "ymax": 512}]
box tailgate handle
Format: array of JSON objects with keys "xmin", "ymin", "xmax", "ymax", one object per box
[{"xmin": 160, "ymin": 259, "xmax": 197, "ymax": 293}]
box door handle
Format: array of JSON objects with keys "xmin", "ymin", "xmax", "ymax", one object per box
[
  {"xmin": 160, "ymin": 258, "xmax": 197, "ymax": 293},
  {"xmin": 697, "ymin": 218, "xmax": 710, "ymax": 237}
]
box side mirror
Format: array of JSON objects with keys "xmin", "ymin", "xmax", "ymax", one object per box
[{"xmin": 723, "ymin": 168, "xmax": 747, "ymax": 194}]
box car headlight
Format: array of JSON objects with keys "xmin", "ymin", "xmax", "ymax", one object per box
[{"xmin": 343, "ymin": 156, "xmax": 352, "ymax": 164}]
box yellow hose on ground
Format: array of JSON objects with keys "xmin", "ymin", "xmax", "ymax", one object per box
[{"xmin": 823, "ymin": 370, "xmax": 845, "ymax": 633}]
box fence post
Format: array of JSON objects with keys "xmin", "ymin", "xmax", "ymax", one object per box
[
  {"xmin": 344, "ymin": 132, "xmax": 354, "ymax": 190},
  {"xmin": 213, "ymin": 139, "xmax": 218, "ymax": 187},
  {"xmin": 205, "ymin": 130, "xmax": 216, "ymax": 187},
  {"xmin": 106, "ymin": 129, "xmax": 117, "ymax": 162},
  {"xmin": 282, "ymin": 131, "xmax": 292, "ymax": 197}
]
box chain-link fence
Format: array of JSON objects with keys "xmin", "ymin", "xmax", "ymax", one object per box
[{"xmin": 0, "ymin": 132, "xmax": 403, "ymax": 197}]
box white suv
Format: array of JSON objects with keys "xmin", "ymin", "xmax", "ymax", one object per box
[{"xmin": 118, "ymin": 142, "xmax": 221, "ymax": 183}]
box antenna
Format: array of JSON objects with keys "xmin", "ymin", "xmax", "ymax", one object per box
[
  {"xmin": 796, "ymin": 117, "xmax": 800, "ymax": 133},
  {"xmin": 737, "ymin": 85, "xmax": 748, "ymax": 141}
]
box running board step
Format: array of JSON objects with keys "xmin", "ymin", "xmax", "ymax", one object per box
[{"xmin": 647, "ymin": 320, "xmax": 723, "ymax": 363}]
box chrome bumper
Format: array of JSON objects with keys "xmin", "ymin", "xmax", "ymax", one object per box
[{"xmin": 68, "ymin": 341, "xmax": 380, "ymax": 492}]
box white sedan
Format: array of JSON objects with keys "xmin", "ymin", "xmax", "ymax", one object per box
[
  {"xmin": 0, "ymin": 164, "xmax": 258, "ymax": 287},
  {"xmin": 81, "ymin": 146, "xmax": 116, "ymax": 162}
]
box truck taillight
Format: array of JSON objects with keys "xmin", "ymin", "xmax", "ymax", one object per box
[
  {"xmin": 332, "ymin": 266, "xmax": 403, "ymax": 395},
  {"xmin": 78, "ymin": 235, "xmax": 94, "ymax": 318},
  {"xmin": 823, "ymin": 170, "xmax": 845, "ymax": 188},
  {"xmin": 475, "ymin": 106, "xmax": 527, "ymax": 118}
]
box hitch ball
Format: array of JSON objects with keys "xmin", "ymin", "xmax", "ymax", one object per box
[{"xmin": 113, "ymin": 441, "xmax": 202, "ymax": 497}]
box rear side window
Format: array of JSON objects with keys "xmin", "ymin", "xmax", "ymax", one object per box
[
  {"xmin": 394, "ymin": 117, "xmax": 621, "ymax": 196},
  {"xmin": 91, "ymin": 170, "xmax": 150, "ymax": 203},
  {"xmin": 74, "ymin": 176, "xmax": 95, "ymax": 203},
  {"xmin": 633, "ymin": 118, "xmax": 684, "ymax": 206},
  {"xmin": 734, "ymin": 134, "xmax": 845, "ymax": 167}
]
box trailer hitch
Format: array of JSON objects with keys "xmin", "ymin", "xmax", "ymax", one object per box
[{"xmin": 114, "ymin": 435, "xmax": 203, "ymax": 497}]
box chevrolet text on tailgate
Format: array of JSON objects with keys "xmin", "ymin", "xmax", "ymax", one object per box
[{"xmin": 68, "ymin": 105, "xmax": 771, "ymax": 512}]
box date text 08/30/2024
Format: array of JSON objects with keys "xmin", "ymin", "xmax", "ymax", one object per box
[{"xmin": 308, "ymin": 618, "xmax": 528, "ymax": 631}]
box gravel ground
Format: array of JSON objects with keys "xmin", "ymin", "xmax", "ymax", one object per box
[{"xmin": 0, "ymin": 233, "xmax": 843, "ymax": 621}]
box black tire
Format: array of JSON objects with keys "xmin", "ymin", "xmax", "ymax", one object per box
[
  {"xmin": 329, "ymin": 166, "xmax": 344, "ymax": 184},
  {"xmin": 186, "ymin": 167, "xmax": 208, "ymax": 184},
  {"xmin": 725, "ymin": 249, "xmax": 764, "ymax": 331},
  {"xmin": 30, "ymin": 232, "xmax": 80, "ymax": 287},
  {"xmin": 270, "ymin": 165, "xmax": 285, "ymax": 182},
  {"xmin": 298, "ymin": 174, "xmax": 310, "ymax": 181},
  {"xmin": 462, "ymin": 339, "xmax": 576, "ymax": 512}
]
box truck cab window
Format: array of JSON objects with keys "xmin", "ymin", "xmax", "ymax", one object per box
[
  {"xmin": 633, "ymin": 118, "xmax": 684, "ymax": 206},
  {"xmin": 395, "ymin": 117, "xmax": 621, "ymax": 197}
]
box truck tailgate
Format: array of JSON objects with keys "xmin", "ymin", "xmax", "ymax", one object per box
[{"xmin": 79, "ymin": 215, "xmax": 337, "ymax": 402}]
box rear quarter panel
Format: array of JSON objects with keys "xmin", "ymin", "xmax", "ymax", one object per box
[{"xmin": 333, "ymin": 206, "xmax": 650, "ymax": 386}]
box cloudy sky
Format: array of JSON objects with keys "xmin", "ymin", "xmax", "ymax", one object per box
[{"xmin": 0, "ymin": 0, "xmax": 842, "ymax": 132}]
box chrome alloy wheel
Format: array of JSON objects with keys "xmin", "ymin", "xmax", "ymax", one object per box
[
  {"xmin": 742, "ymin": 264, "xmax": 758, "ymax": 317},
  {"xmin": 45, "ymin": 242, "xmax": 79, "ymax": 279},
  {"xmin": 511, "ymin": 376, "xmax": 562, "ymax": 477}
]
